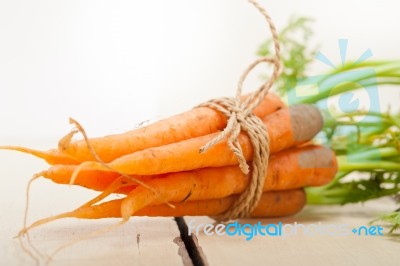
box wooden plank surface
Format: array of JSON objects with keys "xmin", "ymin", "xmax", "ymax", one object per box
[
  {"xmin": 2, "ymin": 138, "xmax": 400, "ymax": 266},
  {"xmin": 184, "ymin": 198, "xmax": 399, "ymax": 266},
  {"xmin": 0, "ymin": 140, "xmax": 185, "ymax": 266}
]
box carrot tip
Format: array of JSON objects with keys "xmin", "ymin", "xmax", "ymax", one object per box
[
  {"xmin": 0, "ymin": 145, "xmax": 79, "ymax": 165},
  {"xmin": 18, "ymin": 229, "xmax": 28, "ymax": 237},
  {"xmin": 58, "ymin": 129, "xmax": 79, "ymax": 151},
  {"xmin": 0, "ymin": 146, "xmax": 46, "ymax": 157}
]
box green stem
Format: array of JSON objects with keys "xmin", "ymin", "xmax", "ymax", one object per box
[
  {"xmin": 331, "ymin": 121, "xmax": 391, "ymax": 127},
  {"xmin": 297, "ymin": 79, "xmax": 400, "ymax": 104},
  {"xmin": 318, "ymin": 62, "xmax": 400, "ymax": 86},
  {"xmin": 339, "ymin": 160, "xmax": 400, "ymax": 172},
  {"xmin": 306, "ymin": 187, "xmax": 348, "ymax": 204},
  {"xmin": 293, "ymin": 62, "xmax": 400, "ymax": 104},
  {"xmin": 323, "ymin": 171, "xmax": 350, "ymax": 187},
  {"xmin": 331, "ymin": 60, "xmax": 400, "ymax": 73},
  {"xmin": 306, "ymin": 186, "xmax": 400, "ymax": 205},
  {"xmin": 330, "ymin": 110, "xmax": 391, "ymax": 120},
  {"xmin": 313, "ymin": 61, "xmax": 394, "ymax": 85},
  {"xmin": 342, "ymin": 147, "xmax": 400, "ymax": 162}
]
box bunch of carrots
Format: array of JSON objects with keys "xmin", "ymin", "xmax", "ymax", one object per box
[{"xmin": 1, "ymin": 92, "xmax": 338, "ymax": 234}]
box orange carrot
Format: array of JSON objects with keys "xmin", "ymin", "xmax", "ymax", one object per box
[
  {"xmin": 0, "ymin": 146, "xmax": 79, "ymax": 165},
  {"xmin": 42, "ymin": 144, "xmax": 335, "ymax": 194},
  {"xmin": 41, "ymin": 165, "xmax": 163, "ymax": 192},
  {"xmin": 1, "ymin": 93, "xmax": 284, "ymax": 165},
  {"xmin": 21, "ymin": 189, "xmax": 306, "ymax": 234},
  {"xmin": 44, "ymin": 165, "xmax": 119, "ymax": 190},
  {"xmin": 54, "ymin": 145, "xmax": 332, "ymax": 221},
  {"xmin": 118, "ymin": 145, "xmax": 335, "ymax": 219},
  {"xmin": 72, "ymin": 104, "xmax": 323, "ymax": 178},
  {"xmin": 61, "ymin": 93, "xmax": 284, "ymax": 162},
  {"xmin": 137, "ymin": 189, "xmax": 307, "ymax": 218},
  {"xmin": 82, "ymin": 189, "xmax": 307, "ymax": 218}
]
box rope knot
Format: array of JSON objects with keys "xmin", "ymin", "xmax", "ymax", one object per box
[
  {"xmin": 199, "ymin": 96, "xmax": 270, "ymax": 220},
  {"xmin": 199, "ymin": 97, "xmax": 263, "ymax": 175},
  {"xmin": 197, "ymin": 0, "xmax": 282, "ymax": 221}
]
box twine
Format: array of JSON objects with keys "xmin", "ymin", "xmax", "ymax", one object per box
[{"xmin": 199, "ymin": 0, "xmax": 282, "ymax": 221}]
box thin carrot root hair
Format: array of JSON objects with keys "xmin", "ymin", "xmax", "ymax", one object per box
[
  {"xmin": 69, "ymin": 161, "xmax": 105, "ymax": 185},
  {"xmin": 68, "ymin": 118, "xmax": 154, "ymax": 190},
  {"xmin": 17, "ymin": 187, "xmax": 306, "ymax": 261},
  {"xmin": 17, "ymin": 236, "xmax": 40, "ymax": 265},
  {"xmin": 18, "ymin": 171, "xmax": 47, "ymax": 264},
  {"xmin": 19, "ymin": 213, "xmax": 128, "ymax": 264},
  {"xmin": 68, "ymin": 118, "xmax": 173, "ymax": 208},
  {"xmin": 23, "ymin": 172, "xmax": 48, "ymax": 229},
  {"xmin": 18, "ymin": 195, "xmax": 118, "ymax": 237},
  {"xmin": 0, "ymin": 145, "xmax": 78, "ymax": 165},
  {"xmin": 18, "ymin": 182, "xmax": 131, "ymax": 263},
  {"xmin": 16, "ymin": 118, "xmax": 170, "ymax": 246},
  {"xmin": 58, "ymin": 128, "xmax": 79, "ymax": 151},
  {"xmin": 18, "ymin": 174, "xmax": 159, "ymax": 238},
  {"xmin": 0, "ymin": 146, "xmax": 49, "ymax": 160},
  {"xmin": 81, "ymin": 176, "xmax": 137, "ymax": 208},
  {"xmin": 46, "ymin": 220, "xmax": 127, "ymax": 264},
  {"xmin": 14, "ymin": 118, "xmax": 149, "ymax": 263}
]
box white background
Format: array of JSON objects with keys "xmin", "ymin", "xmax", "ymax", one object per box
[
  {"xmin": 0, "ymin": 1, "xmax": 399, "ymax": 264},
  {"xmin": 0, "ymin": 0, "xmax": 399, "ymax": 143}
]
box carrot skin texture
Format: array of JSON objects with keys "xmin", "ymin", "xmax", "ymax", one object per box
[
  {"xmin": 139, "ymin": 189, "xmax": 307, "ymax": 218},
  {"xmin": 43, "ymin": 165, "xmax": 120, "ymax": 191},
  {"xmin": 62, "ymin": 93, "xmax": 285, "ymax": 163},
  {"xmin": 43, "ymin": 144, "xmax": 335, "ymax": 194},
  {"xmin": 119, "ymin": 145, "xmax": 335, "ymax": 218},
  {"xmin": 43, "ymin": 165, "xmax": 161, "ymax": 192},
  {"xmin": 71, "ymin": 189, "xmax": 306, "ymax": 219},
  {"xmin": 0, "ymin": 93, "xmax": 284, "ymax": 165},
  {"xmin": 0, "ymin": 146, "xmax": 79, "ymax": 165},
  {"xmin": 118, "ymin": 144, "xmax": 337, "ymax": 195},
  {"xmin": 81, "ymin": 104, "xmax": 323, "ymax": 176}
]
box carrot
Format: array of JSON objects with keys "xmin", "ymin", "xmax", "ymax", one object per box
[
  {"xmin": 63, "ymin": 93, "xmax": 284, "ymax": 162},
  {"xmin": 41, "ymin": 165, "xmax": 164, "ymax": 192},
  {"xmin": 20, "ymin": 189, "xmax": 306, "ymax": 234},
  {"xmin": 137, "ymin": 189, "xmax": 307, "ymax": 218},
  {"xmin": 43, "ymin": 165, "xmax": 120, "ymax": 190},
  {"xmin": 1, "ymin": 93, "xmax": 284, "ymax": 165},
  {"xmin": 0, "ymin": 146, "xmax": 79, "ymax": 165},
  {"xmin": 51, "ymin": 145, "xmax": 332, "ymax": 222},
  {"xmin": 91, "ymin": 189, "xmax": 306, "ymax": 218},
  {"xmin": 71, "ymin": 104, "xmax": 323, "ymax": 178},
  {"xmin": 118, "ymin": 145, "xmax": 335, "ymax": 219},
  {"xmin": 42, "ymin": 144, "xmax": 334, "ymax": 194}
]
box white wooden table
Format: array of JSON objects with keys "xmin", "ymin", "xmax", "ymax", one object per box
[
  {"xmin": 1, "ymin": 140, "xmax": 399, "ymax": 266},
  {"xmin": 184, "ymin": 199, "xmax": 399, "ymax": 266}
]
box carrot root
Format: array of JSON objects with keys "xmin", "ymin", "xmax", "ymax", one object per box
[
  {"xmin": 20, "ymin": 189, "xmax": 306, "ymax": 235},
  {"xmin": 16, "ymin": 187, "xmax": 304, "ymax": 261},
  {"xmin": 47, "ymin": 220, "xmax": 127, "ymax": 263},
  {"xmin": 58, "ymin": 129, "xmax": 79, "ymax": 151},
  {"xmin": 0, "ymin": 146, "xmax": 78, "ymax": 165}
]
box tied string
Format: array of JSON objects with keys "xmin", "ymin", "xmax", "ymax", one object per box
[{"xmin": 198, "ymin": 0, "xmax": 282, "ymax": 221}]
